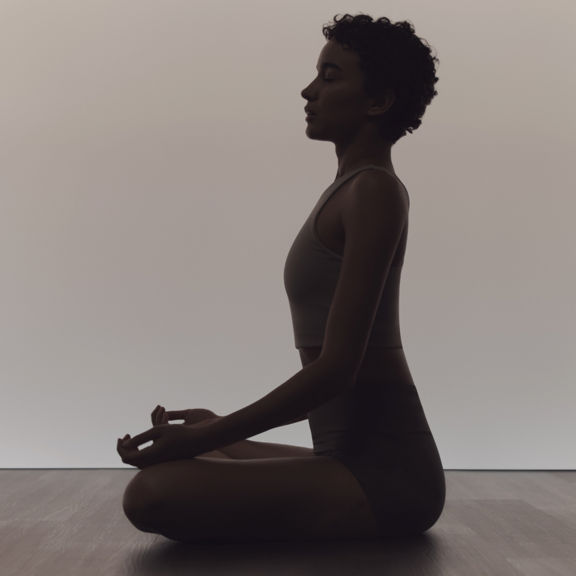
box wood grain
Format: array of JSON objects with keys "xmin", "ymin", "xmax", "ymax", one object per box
[{"xmin": 0, "ymin": 470, "xmax": 574, "ymax": 576}]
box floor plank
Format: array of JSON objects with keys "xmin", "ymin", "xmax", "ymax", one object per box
[{"xmin": 0, "ymin": 470, "xmax": 574, "ymax": 576}]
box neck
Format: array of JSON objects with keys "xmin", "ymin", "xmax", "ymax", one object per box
[{"xmin": 334, "ymin": 136, "xmax": 394, "ymax": 180}]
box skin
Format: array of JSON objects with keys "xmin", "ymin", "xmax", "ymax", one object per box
[
  {"xmin": 119, "ymin": 39, "xmax": 402, "ymax": 469},
  {"xmin": 118, "ymin": 40, "xmax": 422, "ymax": 543},
  {"xmin": 300, "ymin": 39, "xmax": 397, "ymax": 180}
]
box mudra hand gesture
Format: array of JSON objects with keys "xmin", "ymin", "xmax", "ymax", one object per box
[{"xmin": 116, "ymin": 405, "xmax": 222, "ymax": 469}]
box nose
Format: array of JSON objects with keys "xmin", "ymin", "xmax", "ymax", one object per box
[{"xmin": 301, "ymin": 82, "xmax": 314, "ymax": 101}]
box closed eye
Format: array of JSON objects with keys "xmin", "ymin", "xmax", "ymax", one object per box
[{"xmin": 314, "ymin": 72, "xmax": 335, "ymax": 83}]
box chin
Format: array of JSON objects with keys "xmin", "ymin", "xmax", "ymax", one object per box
[{"xmin": 305, "ymin": 123, "xmax": 332, "ymax": 142}]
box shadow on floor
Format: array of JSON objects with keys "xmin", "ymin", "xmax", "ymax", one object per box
[{"xmin": 123, "ymin": 532, "xmax": 445, "ymax": 576}]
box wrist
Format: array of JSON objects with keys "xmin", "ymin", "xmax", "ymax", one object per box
[{"xmin": 186, "ymin": 416, "xmax": 226, "ymax": 456}]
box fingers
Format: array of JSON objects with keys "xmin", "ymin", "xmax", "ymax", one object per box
[
  {"xmin": 126, "ymin": 425, "xmax": 162, "ymax": 448},
  {"xmin": 117, "ymin": 434, "xmax": 131, "ymax": 445},
  {"xmin": 152, "ymin": 405, "xmax": 160, "ymax": 425},
  {"xmin": 166, "ymin": 410, "xmax": 187, "ymax": 421},
  {"xmin": 152, "ymin": 404, "xmax": 168, "ymax": 426},
  {"xmin": 152, "ymin": 405, "xmax": 190, "ymax": 426}
]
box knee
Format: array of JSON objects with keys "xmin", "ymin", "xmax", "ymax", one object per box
[{"xmin": 122, "ymin": 471, "xmax": 163, "ymax": 532}]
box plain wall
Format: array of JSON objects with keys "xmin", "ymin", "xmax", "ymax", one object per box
[{"xmin": 1, "ymin": 0, "xmax": 575, "ymax": 468}]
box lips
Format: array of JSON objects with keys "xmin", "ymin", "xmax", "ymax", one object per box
[{"xmin": 305, "ymin": 108, "xmax": 317, "ymax": 115}]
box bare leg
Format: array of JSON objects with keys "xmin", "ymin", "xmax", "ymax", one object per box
[
  {"xmin": 197, "ymin": 449, "xmax": 231, "ymax": 459},
  {"xmin": 198, "ymin": 442, "xmax": 268, "ymax": 460},
  {"xmin": 205, "ymin": 439, "xmax": 315, "ymax": 460},
  {"xmin": 192, "ymin": 439, "xmax": 313, "ymax": 460}
]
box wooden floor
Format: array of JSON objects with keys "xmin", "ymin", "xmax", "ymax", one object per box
[{"xmin": 0, "ymin": 469, "xmax": 574, "ymax": 576}]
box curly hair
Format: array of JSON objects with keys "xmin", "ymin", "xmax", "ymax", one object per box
[{"xmin": 322, "ymin": 13, "xmax": 440, "ymax": 144}]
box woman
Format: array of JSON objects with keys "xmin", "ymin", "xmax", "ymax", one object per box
[{"xmin": 118, "ymin": 13, "xmax": 444, "ymax": 542}]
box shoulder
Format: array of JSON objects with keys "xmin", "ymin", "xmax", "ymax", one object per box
[{"xmin": 341, "ymin": 169, "xmax": 408, "ymax": 232}]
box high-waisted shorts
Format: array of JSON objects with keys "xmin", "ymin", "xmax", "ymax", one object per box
[{"xmin": 317, "ymin": 430, "xmax": 446, "ymax": 538}]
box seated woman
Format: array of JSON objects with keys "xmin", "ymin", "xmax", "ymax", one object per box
[{"xmin": 117, "ymin": 12, "xmax": 445, "ymax": 543}]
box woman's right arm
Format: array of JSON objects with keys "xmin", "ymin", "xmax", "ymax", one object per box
[{"xmin": 152, "ymin": 405, "xmax": 307, "ymax": 427}]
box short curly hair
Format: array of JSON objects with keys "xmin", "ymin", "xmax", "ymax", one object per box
[{"xmin": 322, "ymin": 13, "xmax": 440, "ymax": 144}]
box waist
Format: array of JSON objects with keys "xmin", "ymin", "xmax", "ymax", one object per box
[
  {"xmin": 299, "ymin": 344, "xmax": 403, "ymax": 359},
  {"xmin": 299, "ymin": 346, "xmax": 411, "ymax": 383}
]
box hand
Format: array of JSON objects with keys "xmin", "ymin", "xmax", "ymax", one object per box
[
  {"xmin": 151, "ymin": 405, "xmax": 221, "ymax": 427},
  {"xmin": 116, "ymin": 423, "xmax": 210, "ymax": 469}
]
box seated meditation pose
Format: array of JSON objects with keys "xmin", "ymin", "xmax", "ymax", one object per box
[{"xmin": 117, "ymin": 13, "xmax": 445, "ymax": 543}]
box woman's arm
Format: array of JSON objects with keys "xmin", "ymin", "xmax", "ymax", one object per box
[
  {"xmin": 283, "ymin": 411, "xmax": 309, "ymax": 425},
  {"xmin": 193, "ymin": 359, "xmax": 351, "ymax": 456}
]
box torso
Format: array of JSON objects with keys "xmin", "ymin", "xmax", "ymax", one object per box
[{"xmin": 298, "ymin": 165, "xmax": 414, "ymax": 386}]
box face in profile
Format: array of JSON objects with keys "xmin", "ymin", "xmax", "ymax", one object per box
[
  {"xmin": 301, "ymin": 40, "xmax": 392, "ymax": 144},
  {"xmin": 301, "ymin": 39, "xmax": 396, "ymax": 149}
]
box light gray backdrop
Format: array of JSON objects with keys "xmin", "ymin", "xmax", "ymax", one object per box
[{"xmin": 1, "ymin": 0, "xmax": 574, "ymax": 468}]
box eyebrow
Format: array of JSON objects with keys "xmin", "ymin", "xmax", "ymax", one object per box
[{"xmin": 316, "ymin": 62, "xmax": 343, "ymax": 72}]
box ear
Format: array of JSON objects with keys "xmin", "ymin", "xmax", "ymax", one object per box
[{"xmin": 368, "ymin": 88, "xmax": 396, "ymax": 116}]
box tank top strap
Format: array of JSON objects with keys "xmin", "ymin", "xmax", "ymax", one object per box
[{"xmin": 311, "ymin": 165, "xmax": 392, "ymax": 221}]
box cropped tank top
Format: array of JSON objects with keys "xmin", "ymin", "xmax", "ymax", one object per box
[{"xmin": 283, "ymin": 165, "xmax": 408, "ymax": 349}]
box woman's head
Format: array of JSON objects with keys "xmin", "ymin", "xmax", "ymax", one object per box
[{"xmin": 302, "ymin": 13, "xmax": 440, "ymax": 145}]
